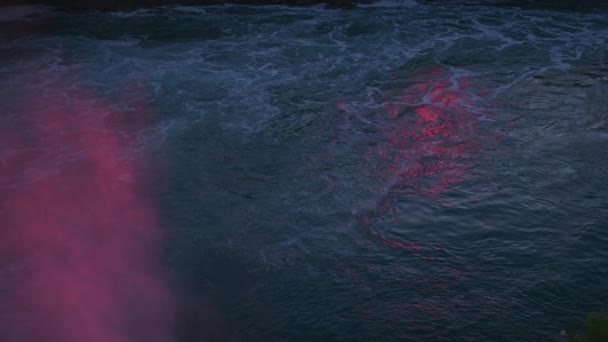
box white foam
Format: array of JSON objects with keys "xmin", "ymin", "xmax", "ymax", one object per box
[
  {"xmin": 171, "ymin": 6, "xmax": 207, "ymax": 14},
  {"xmin": 109, "ymin": 8, "xmax": 155, "ymax": 18},
  {"xmin": 103, "ymin": 37, "xmax": 141, "ymax": 46}
]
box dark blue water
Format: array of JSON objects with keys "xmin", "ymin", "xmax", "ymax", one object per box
[{"xmin": 1, "ymin": 2, "xmax": 607, "ymax": 341}]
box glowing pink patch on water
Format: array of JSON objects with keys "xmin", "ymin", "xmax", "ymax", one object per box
[
  {"xmin": 373, "ymin": 67, "xmax": 480, "ymax": 196},
  {"xmin": 341, "ymin": 66, "xmax": 491, "ymax": 260},
  {"xmin": 0, "ymin": 80, "xmax": 174, "ymax": 342},
  {"xmin": 336, "ymin": 67, "xmax": 506, "ymax": 334}
]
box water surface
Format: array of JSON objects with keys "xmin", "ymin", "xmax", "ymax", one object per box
[{"xmin": 1, "ymin": 2, "xmax": 607, "ymax": 341}]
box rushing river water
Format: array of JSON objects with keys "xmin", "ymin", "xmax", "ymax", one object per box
[{"xmin": 1, "ymin": 2, "xmax": 607, "ymax": 341}]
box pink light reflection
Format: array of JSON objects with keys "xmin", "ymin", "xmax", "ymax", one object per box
[
  {"xmin": 334, "ymin": 66, "xmax": 507, "ymax": 338},
  {"xmin": 370, "ymin": 67, "xmax": 482, "ymax": 199}
]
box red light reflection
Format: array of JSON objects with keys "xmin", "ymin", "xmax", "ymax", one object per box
[
  {"xmin": 341, "ymin": 66, "xmax": 489, "ymax": 260},
  {"xmin": 376, "ymin": 66, "xmax": 480, "ymax": 197},
  {"xmin": 333, "ymin": 66, "xmax": 504, "ymax": 336}
]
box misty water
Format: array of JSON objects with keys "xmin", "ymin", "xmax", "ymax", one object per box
[{"xmin": 1, "ymin": 2, "xmax": 607, "ymax": 341}]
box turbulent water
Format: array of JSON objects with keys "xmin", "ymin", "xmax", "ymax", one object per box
[{"xmin": 1, "ymin": 2, "xmax": 607, "ymax": 341}]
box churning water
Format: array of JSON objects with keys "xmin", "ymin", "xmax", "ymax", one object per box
[{"xmin": 1, "ymin": 2, "xmax": 607, "ymax": 341}]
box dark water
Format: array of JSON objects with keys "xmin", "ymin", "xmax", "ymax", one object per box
[{"xmin": 1, "ymin": 2, "xmax": 608, "ymax": 341}]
